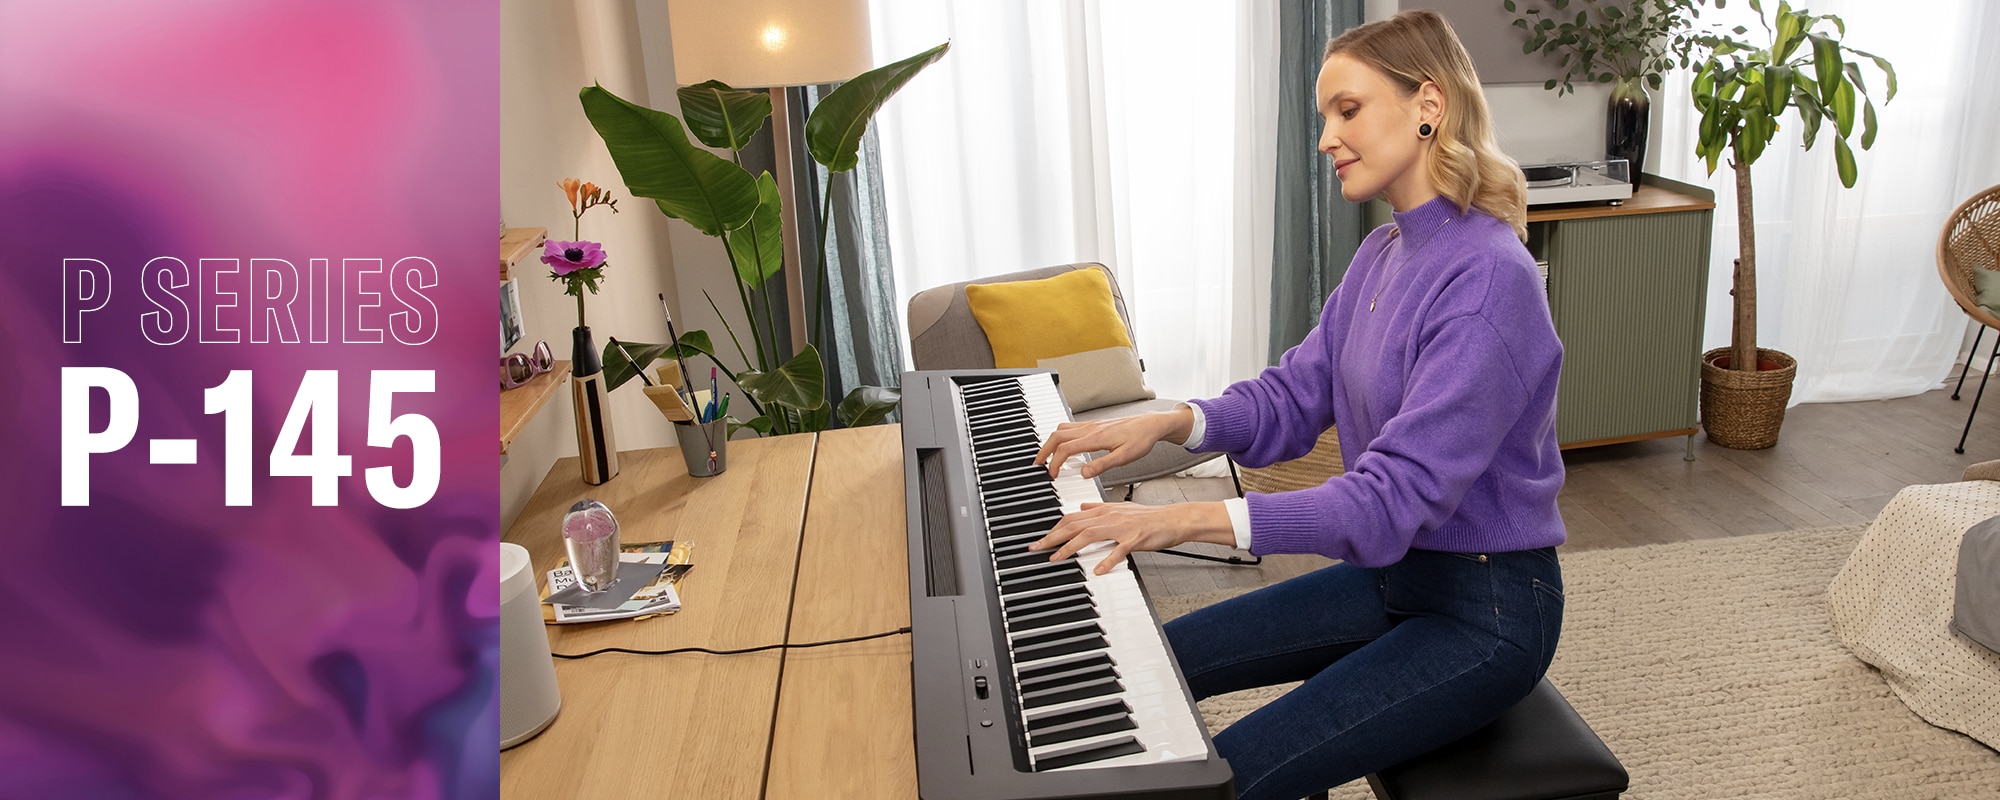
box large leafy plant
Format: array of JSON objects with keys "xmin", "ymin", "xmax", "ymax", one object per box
[
  {"xmin": 1506, "ymin": 0, "xmax": 1709, "ymax": 95},
  {"xmin": 1679, "ymin": 0, "xmax": 1893, "ymax": 373},
  {"xmin": 580, "ymin": 42, "xmax": 948, "ymax": 435}
]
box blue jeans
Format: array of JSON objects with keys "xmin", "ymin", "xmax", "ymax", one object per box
[{"xmin": 1163, "ymin": 547, "xmax": 1564, "ymax": 800}]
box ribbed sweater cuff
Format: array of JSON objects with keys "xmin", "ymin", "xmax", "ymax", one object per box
[
  {"xmin": 1186, "ymin": 396, "xmax": 1260, "ymax": 455},
  {"xmin": 1243, "ymin": 489, "xmax": 1343, "ymax": 559}
]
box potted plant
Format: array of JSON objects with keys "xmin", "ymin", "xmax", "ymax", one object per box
[
  {"xmin": 577, "ymin": 43, "xmax": 948, "ymax": 437},
  {"xmin": 1679, "ymin": 0, "xmax": 1894, "ymax": 448},
  {"xmin": 1507, "ymin": 0, "xmax": 1708, "ymax": 186}
]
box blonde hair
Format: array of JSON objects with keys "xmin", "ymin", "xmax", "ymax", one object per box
[{"xmin": 1325, "ymin": 10, "xmax": 1527, "ymax": 241}]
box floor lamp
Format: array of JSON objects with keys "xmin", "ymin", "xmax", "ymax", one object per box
[{"xmin": 665, "ymin": 0, "xmax": 873, "ymax": 356}]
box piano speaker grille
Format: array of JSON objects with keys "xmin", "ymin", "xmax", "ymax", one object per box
[{"xmin": 918, "ymin": 448, "xmax": 960, "ymax": 597}]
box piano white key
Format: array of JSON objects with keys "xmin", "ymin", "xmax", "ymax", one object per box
[{"xmin": 963, "ymin": 374, "xmax": 1214, "ymax": 772}]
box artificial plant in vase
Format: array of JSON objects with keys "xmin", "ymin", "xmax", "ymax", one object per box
[
  {"xmin": 544, "ymin": 178, "xmax": 623, "ymax": 482},
  {"xmin": 578, "ymin": 42, "xmax": 949, "ymax": 437},
  {"xmin": 1507, "ymin": 0, "xmax": 1709, "ymax": 186},
  {"xmin": 1679, "ymin": 0, "xmax": 1894, "ymax": 448}
]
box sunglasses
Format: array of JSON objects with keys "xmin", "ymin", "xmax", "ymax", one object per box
[{"xmin": 501, "ymin": 340, "xmax": 556, "ymax": 389}]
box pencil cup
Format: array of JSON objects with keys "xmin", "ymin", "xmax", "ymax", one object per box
[{"xmin": 674, "ymin": 418, "xmax": 728, "ymax": 477}]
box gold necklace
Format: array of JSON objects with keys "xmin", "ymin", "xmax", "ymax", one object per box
[{"xmin": 1370, "ymin": 216, "xmax": 1455, "ymax": 312}]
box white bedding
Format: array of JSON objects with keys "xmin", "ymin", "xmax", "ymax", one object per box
[{"xmin": 1828, "ymin": 482, "xmax": 2000, "ymax": 750}]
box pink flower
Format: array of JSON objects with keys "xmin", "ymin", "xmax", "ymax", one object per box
[{"xmin": 541, "ymin": 240, "xmax": 607, "ymax": 275}]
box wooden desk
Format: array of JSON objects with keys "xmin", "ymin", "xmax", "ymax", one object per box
[
  {"xmin": 767, "ymin": 425, "xmax": 918, "ymax": 798},
  {"xmin": 499, "ymin": 435, "xmax": 818, "ymax": 800}
]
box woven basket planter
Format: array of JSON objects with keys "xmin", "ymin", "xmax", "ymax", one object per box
[{"xmin": 1700, "ymin": 347, "xmax": 1797, "ymax": 450}]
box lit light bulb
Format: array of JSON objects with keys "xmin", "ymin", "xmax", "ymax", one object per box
[{"xmin": 760, "ymin": 23, "xmax": 788, "ymax": 52}]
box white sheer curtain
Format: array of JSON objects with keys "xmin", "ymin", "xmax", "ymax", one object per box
[
  {"xmin": 1654, "ymin": 0, "xmax": 2000, "ymax": 404},
  {"xmin": 868, "ymin": 0, "xmax": 1282, "ymax": 400}
]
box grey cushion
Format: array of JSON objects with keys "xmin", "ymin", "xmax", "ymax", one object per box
[{"xmin": 1954, "ymin": 516, "xmax": 2000, "ymax": 654}]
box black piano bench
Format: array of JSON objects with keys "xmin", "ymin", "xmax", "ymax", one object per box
[{"xmin": 1309, "ymin": 679, "xmax": 1628, "ymax": 800}]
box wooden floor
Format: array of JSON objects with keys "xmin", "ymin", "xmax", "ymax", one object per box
[{"xmin": 1130, "ymin": 385, "xmax": 2000, "ymax": 602}]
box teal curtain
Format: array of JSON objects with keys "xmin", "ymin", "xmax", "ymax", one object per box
[
  {"xmin": 1269, "ymin": 0, "xmax": 1367, "ymax": 364},
  {"xmin": 797, "ymin": 85, "xmax": 905, "ymax": 417}
]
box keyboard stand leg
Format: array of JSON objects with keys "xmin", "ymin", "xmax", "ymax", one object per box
[{"xmin": 1124, "ymin": 483, "xmax": 1137, "ymax": 502}]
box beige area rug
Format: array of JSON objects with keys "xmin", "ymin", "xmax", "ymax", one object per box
[{"xmin": 1152, "ymin": 528, "xmax": 2000, "ymax": 799}]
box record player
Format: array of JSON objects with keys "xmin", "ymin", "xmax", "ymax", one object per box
[{"xmin": 1522, "ymin": 159, "xmax": 1632, "ymax": 206}]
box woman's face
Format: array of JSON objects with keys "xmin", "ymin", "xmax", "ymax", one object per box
[{"xmin": 1316, "ymin": 54, "xmax": 1439, "ymax": 211}]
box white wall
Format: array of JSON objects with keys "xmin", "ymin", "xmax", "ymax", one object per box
[{"xmin": 498, "ymin": 0, "xmax": 723, "ymax": 529}]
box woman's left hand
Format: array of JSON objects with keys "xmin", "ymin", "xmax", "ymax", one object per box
[{"xmin": 1030, "ymin": 501, "xmax": 1235, "ymax": 575}]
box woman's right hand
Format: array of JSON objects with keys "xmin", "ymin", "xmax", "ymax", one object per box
[{"xmin": 1033, "ymin": 405, "xmax": 1195, "ymax": 480}]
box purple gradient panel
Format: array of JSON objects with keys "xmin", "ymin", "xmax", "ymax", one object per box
[{"xmin": 0, "ymin": 2, "xmax": 499, "ymax": 799}]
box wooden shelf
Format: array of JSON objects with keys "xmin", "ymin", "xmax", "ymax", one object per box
[
  {"xmin": 500, "ymin": 226, "xmax": 547, "ymax": 281},
  {"xmin": 1526, "ymin": 183, "xmax": 1715, "ymax": 223},
  {"xmin": 500, "ymin": 359, "xmax": 571, "ymax": 454}
]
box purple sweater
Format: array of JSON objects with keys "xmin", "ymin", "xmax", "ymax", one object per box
[{"xmin": 1191, "ymin": 196, "xmax": 1565, "ymax": 567}]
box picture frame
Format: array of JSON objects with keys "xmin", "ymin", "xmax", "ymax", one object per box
[{"xmin": 500, "ymin": 277, "xmax": 525, "ymax": 353}]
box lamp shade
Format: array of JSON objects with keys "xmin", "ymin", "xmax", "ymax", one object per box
[{"xmin": 666, "ymin": 0, "xmax": 873, "ymax": 88}]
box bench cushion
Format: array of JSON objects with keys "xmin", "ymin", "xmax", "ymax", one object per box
[{"xmin": 1367, "ymin": 679, "xmax": 1627, "ymax": 800}]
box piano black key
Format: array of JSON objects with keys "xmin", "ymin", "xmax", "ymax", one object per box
[
  {"xmin": 1006, "ymin": 604, "xmax": 1099, "ymax": 631},
  {"xmin": 985, "ymin": 507, "xmax": 1062, "ymax": 529},
  {"xmin": 1003, "ymin": 583, "xmax": 1093, "ymax": 611},
  {"xmin": 1014, "ymin": 651, "xmax": 1114, "ymax": 683},
  {"xmin": 1027, "ymin": 699, "xmax": 1137, "ymax": 744},
  {"xmin": 1032, "ymin": 735, "xmax": 1147, "ymax": 771},
  {"xmin": 979, "ymin": 485, "xmax": 1058, "ymax": 507},
  {"xmin": 995, "ymin": 560, "xmax": 1075, "ymax": 581},
  {"xmin": 976, "ymin": 469, "xmax": 1053, "ymax": 492},
  {"xmin": 1000, "ymin": 564, "xmax": 1086, "ymax": 595},
  {"xmin": 981, "ymin": 494, "xmax": 1060, "ymax": 517},
  {"xmin": 1021, "ymin": 676, "xmax": 1125, "ymax": 710},
  {"xmin": 1016, "ymin": 660, "xmax": 1118, "ymax": 693},
  {"xmin": 995, "ymin": 548, "xmax": 1066, "ymax": 572},
  {"xmin": 1011, "ymin": 630, "xmax": 1107, "ymax": 663}
]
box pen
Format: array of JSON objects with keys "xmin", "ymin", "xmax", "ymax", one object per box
[
  {"xmin": 718, "ymin": 392, "xmax": 730, "ymax": 420},
  {"xmin": 606, "ymin": 338, "xmax": 654, "ymax": 386},
  {"xmin": 708, "ymin": 368, "xmax": 719, "ymax": 422}
]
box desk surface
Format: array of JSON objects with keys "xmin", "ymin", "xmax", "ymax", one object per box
[{"xmin": 498, "ymin": 427, "xmax": 917, "ymax": 799}]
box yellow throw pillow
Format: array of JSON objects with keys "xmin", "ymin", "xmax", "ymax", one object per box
[{"xmin": 964, "ymin": 267, "xmax": 1155, "ymax": 411}]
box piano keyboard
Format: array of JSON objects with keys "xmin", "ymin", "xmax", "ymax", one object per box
[
  {"xmin": 902, "ymin": 368, "xmax": 1232, "ymax": 799},
  {"xmin": 953, "ymin": 374, "xmax": 1214, "ymax": 771}
]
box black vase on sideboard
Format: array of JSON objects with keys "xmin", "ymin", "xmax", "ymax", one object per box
[{"xmin": 1607, "ymin": 78, "xmax": 1650, "ymax": 188}]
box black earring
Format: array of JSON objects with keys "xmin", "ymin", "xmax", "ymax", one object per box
[{"xmin": 1418, "ymin": 122, "xmax": 1434, "ymax": 138}]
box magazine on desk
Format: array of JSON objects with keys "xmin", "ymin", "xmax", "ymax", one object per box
[{"xmin": 542, "ymin": 541, "xmax": 695, "ymax": 624}]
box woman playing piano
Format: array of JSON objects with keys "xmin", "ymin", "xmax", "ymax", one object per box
[{"xmin": 1032, "ymin": 10, "xmax": 1562, "ymax": 800}]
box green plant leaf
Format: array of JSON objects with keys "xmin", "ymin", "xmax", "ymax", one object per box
[
  {"xmin": 1503, "ymin": 0, "xmax": 1515, "ymax": 12},
  {"xmin": 1739, "ymin": 105, "xmax": 1772, "ymax": 165},
  {"xmin": 1833, "ymin": 136, "xmax": 1857, "ymax": 188},
  {"xmin": 725, "ymin": 172, "xmax": 784, "ymax": 290},
  {"xmin": 1792, "ymin": 90, "xmax": 1824, "ymax": 148},
  {"xmin": 738, "ymin": 343, "xmax": 827, "ymax": 411},
  {"xmin": 580, "ymin": 84, "xmax": 759, "ymax": 236},
  {"xmin": 1762, "ymin": 66, "xmax": 1791, "ymax": 116},
  {"xmin": 599, "ymin": 330, "xmax": 718, "ymax": 392},
  {"xmin": 1774, "ymin": 7, "xmax": 1804, "ymax": 61},
  {"xmin": 799, "ymin": 403, "xmax": 832, "ymax": 433},
  {"xmin": 836, "ymin": 386, "xmax": 901, "ymax": 428},
  {"xmin": 1851, "ymin": 48, "xmax": 1897, "ymax": 102},
  {"xmin": 727, "ymin": 414, "xmax": 773, "ymax": 438},
  {"xmin": 677, "ymin": 80, "xmax": 773, "ymax": 151},
  {"xmin": 1829, "ymin": 75, "xmax": 1856, "ymax": 139},
  {"xmin": 1860, "ymin": 100, "xmax": 1877, "ymax": 149},
  {"xmin": 806, "ymin": 42, "xmax": 950, "ymax": 173},
  {"xmin": 1808, "ymin": 33, "xmax": 1841, "ymax": 105}
]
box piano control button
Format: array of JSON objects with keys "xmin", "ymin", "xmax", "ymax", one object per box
[
  {"xmin": 981, "ymin": 719, "xmax": 993, "ymax": 727},
  {"xmin": 975, "ymin": 676, "xmax": 990, "ymax": 699}
]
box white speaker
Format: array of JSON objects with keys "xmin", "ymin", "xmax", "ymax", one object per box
[{"xmin": 500, "ymin": 542, "xmax": 562, "ymax": 748}]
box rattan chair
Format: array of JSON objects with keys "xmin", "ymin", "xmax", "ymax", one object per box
[{"xmin": 1937, "ymin": 184, "xmax": 2000, "ymax": 453}]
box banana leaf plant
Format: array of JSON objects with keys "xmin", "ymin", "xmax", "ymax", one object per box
[
  {"xmin": 579, "ymin": 42, "xmax": 948, "ymax": 435},
  {"xmin": 1679, "ymin": 0, "xmax": 1893, "ymax": 372}
]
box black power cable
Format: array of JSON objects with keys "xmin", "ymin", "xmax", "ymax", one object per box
[{"xmin": 553, "ymin": 626, "xmax": 912, "ymax": 660}]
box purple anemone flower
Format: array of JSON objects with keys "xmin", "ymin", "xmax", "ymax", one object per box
[{"xmin": 541, "ymin": 240, "xmax": 607, "ymax": 275}]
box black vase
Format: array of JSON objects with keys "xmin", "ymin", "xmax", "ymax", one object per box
[
  {"xmin": 1606, "ymin": 78, "xmax": 1650, "ymax": 188},
  {"xmin": 569, "ymin": 325, "xmax": 619, "ymax": 484}
]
